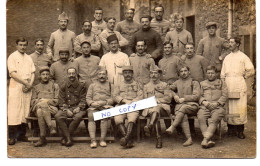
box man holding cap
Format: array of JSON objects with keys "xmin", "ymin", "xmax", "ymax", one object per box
[
  {"xmin": 47, "ymin": 12, "xmax": 76, "ymax": 62},
  {"xmin": 99, "ymin": 34, "xmax": 130, "ymax": 86},
  {"xmin": 113, "ymin": 66, "xmax": 143, "ymax": 148},
  {"xmin": 31, "ymin": 66, "xmax": 59, "ymax": 147}
]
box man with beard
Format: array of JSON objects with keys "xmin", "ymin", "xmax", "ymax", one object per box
[
  {"xmin": 99, "ymin": 34, "xmax": 130, "ymax": 86},
  {"xmin": 86, "ymin": 66, "xmax": 113, "ymax": 148},
  {"xmin": 47, "ymin": 12, "xmax": 76, "ymax": 62},
  {"xmin": 221, "ymin": 37, "xmax": 255, "ymax": 139},
  {"xmin": 99, "ymin": 17, "xmax": 128, "ymax": 54},
  {"xmin": 91, "ymin": 7, "xmax": 107, "ymax": 35},
  {"xmin": 31, "ymin": 66, "xmax": 59, "ymax": 147},
  {"xmin": 8, "ymin": 37, "xmax": 35, "ymax": 145},
  {"xmin": 55, "ymin": 67, "xmax": 87, "ymax": 147},
  {"xmin": 50, "ymin": 48, "xmax": 74, "ymax": 87},
  {"xmin": 116, "ymin": 8, "xmax": 140, "ymax": 55},
  {"xmin": 150, "ymin": 5, "xmax": 170, "ymax": 41},
  {"xmin": 30, "ymin": 39, "xmax": 52, "ymax": 86},
  {"xmin": 129, "ymin": 40, "xmax": 155, "ymax": 86},
  {"xmin": 113, "ymin": 66, "xmax": 143, "ymax": 148},
  {"xmin": 166, "ymin": 65, "xmax": 200, "ymax": 147},
  {"xmin": 198, "ymin": 65, "xmax": 228, "ymax": 148},
  {"xmin": 129, "ymin": 15, "xmax": 163, "ymax": 64},
  {"xmin": 142, "ymin": 65, "xmax": 172, "ymax": 148},
  {"xmin": 165, "ymin": 13, "xmax": 193, "ymax": 57},
  {"xmin": 159, "ymin": 41, "xmax": 181, "ymax": 84},
  {"xmin": 74, "ymin": 20, "xmax": 101, "ymax": 58},
  {"xmin": 73, "ymin": 41, "xmax": 100, "ymax": 90},
  {"xmin": 196, "ymin": 22, "xmax": 226, "ymax": 73}
]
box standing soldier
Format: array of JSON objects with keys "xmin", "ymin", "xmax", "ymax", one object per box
[
  {"xmin": 198, "ymin": 65, "xmax": 228, "ymax": 148},
  {"xmin": 86, "ymin": 66, "xmax": 113, "ymax": 148},
  {"xmin": 8, "ymin": 37, "xmax": 35, "ymax": 145},
  {"xmin": 165, "ymin": 13, "xmax": 193, "ymax": 57},
  {"xmin": 142, "ymin": 65, "xmax": 172, "ymax": 148},
  {"xmin": 91, "ymin": 7, "xmax": 107, "ymax": 35},
  {"xmin": 47, "ymin": 12, "xmax": 76, "ymax": 62},
  {"xmin": 99, "ymin": 34, "xmax": 130, "ymax": 86},
  {"xmin": 221, "ymin": 37, "xmax": 255, "ymax": 139},
  {"xmin": 31, "ymin": 66, "xmax": 59, "ymax": 147},
  {"xmin": 166, "ymin": 65, "xmax": 200, "ymax": 147},
  {"xmin": 55, "ymin": 67, "xmax": 87, "ymax": 147},
  {"xmin": 159, "ymin": 41, "xmax": 181, "ymax": 84},
  {"xmin": 115, "ymin": 8, "xmax": 140, "ymax": 55},
  {"xmin": 74, "ymin": 20, "xmax": 101, "ymax": 58},
  {"xmin": 30, "ymin": 39, "xmax": 52, "ymax": 86},
  {"xmin": 129, "ymin": 40, "xmax": 155, "ymax": 86},
  {"xmin": 150, "ymin": 5, "xmax": 170, "ymax": 41},
  {"xmin": 113, "ymin": 66, "xmax": 143, "ymax": 148},
  {"xmin": 99, "ymin": 17, "xmax": 129, "ymax": 54},
  {"xmin": 196, "ymin": 22, "xmax": 226, "ymax": 73}
]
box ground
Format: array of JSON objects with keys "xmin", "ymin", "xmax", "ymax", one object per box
[{"xmin": 7, "ymin": 107, "xmax": 256, "ymax": 158}]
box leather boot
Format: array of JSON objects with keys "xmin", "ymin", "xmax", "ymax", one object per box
[
  {"xmin": 166, "ymin": 112, "xmax": 185, "ymax": 135},
  {"xmin": 17, "ymin": 123, "xmax": 28, "ymax": 142},
  {"xmin": 237, "ymin": 125, "xmax": 245, "ymax": 139},
  {"xmin": 144, "ymin": 112, "xmax": 158, "ymax": 137},
  {"xmin": 155, "ymin": 121, "xmax": 162, "ymax": 148},
  {"xmin": 120, "ymin": 122, "xmax": 133, "ymax": 146},
  {"xmin": 34, "ymin": 136, "xmax": 47, "ymax": 147}
]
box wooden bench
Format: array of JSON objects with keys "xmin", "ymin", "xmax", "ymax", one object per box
[{"xmin": 26, "ymin": 117, "xmax": 115, "ymax": 142}]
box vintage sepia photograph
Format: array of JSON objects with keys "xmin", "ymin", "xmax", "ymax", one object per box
[{"xmin": 5, "ymin": 0, "xmax": 256, "ymax": 158}]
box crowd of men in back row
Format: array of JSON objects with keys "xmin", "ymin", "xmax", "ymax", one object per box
[{"xmin": 7, "ymin": 5, "xmax": 255, "ymax": 150}]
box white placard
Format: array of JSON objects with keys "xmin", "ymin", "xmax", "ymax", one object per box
[{"xmin": 93, "ymin": 96, "xmax": 157, "ymax": 121}]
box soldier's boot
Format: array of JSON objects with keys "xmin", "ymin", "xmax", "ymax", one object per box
[
  {"xmin": 88, "ymin": 121, "xmax": 97, "ymax": 148},
  {"xmin": 237, "ymin": 124, "xmax": 245, "ymax": 139},
  {"xmin": 42, "ymin": 109, "xmax": 56, "ymax": 136},
  {"xmin": 121, "ymin": 122, "xmax": 134, "ymax": 147},
  {"xmin": 181, "ymin": 115, "xmax": 193, "ymax": 147},
  {"xmin": 17, "ymin": 123, "xmax": 28, "ymax": 142},
  {"xmin": 155, "ymin": 121, "xmax": 162, "ymax": 149},
  {"xmin": 144, "ymin": 112, "xmax": 158, "ymax": 137},
  {"xmin": 8, "ymin": 125, "xmax": 17, "ymax": 145},
  {"xmin": 57, "ymin": 118, "xmax": 73, "ymax": 147},
  {"xmin": 166, "ymin": 112, "xmax": 185, "ymax": 135},
  {"xmin": 118, "ymin": 123, "xmax": 127, "ymax": 146},
  {"xmin": 100, "ymin": 119, "xmax": 108, "ymax": 147},
  {"xmin": 34, "ymin": 136, "xmax": 47, "ymax": 147}
]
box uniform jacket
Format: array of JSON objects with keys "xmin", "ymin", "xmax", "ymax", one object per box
[
  {"xmin": 74, "ymin": 32, "xmax": 101, "ymax": 54},
  {"xmin": 150, "ymin": 18, "xmax": 170, "ymax": 41}
]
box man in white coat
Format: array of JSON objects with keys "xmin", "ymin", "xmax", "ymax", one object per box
[
  {"xmin": 7, "ymin": 38, "xmax": 35, "ymax": 145},
  {"xmin": 221, "ymin": 36, "xmax": 255, "ymax": 139}
]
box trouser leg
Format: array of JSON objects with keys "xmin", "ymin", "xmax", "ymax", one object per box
[
  {"xmin": 8, "ymin": 125, "xmax": 17, "ymax": 139},
  {"xmin": 155, "ymin": 120, "xmax": 162, "ymax": 148},
  {"xmin": 88, "ymin": 121, "xmax": 96, "ymax": 141},
  {"xmin": 55, "ymin": 111, "xmax": 70, "ymax": 139},
  {"xmin": 197, "ymin": 109, "xmax": 210, "ymax": 138},
  {"xmin": 69, "ymin": 111, "xmax": 85, "ymax": 136},
  {"xmin": 100, "ymin": 119, "xmax": 108, "ymax": 141},
  {"xmin": 36, "ymin": 109, "xmax": 47, "ymax": 137},
  {"xmin": 181, "ymin": 115, "xmax": 193, "ymax": 146},
  {"xmin": 166, "ymin": 112, "xmax": 185, "ymax": 134},
  {"xmin": 117, "ymin": 123, "xmax": 127, "ymax": 137}
]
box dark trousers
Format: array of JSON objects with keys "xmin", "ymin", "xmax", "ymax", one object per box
[{"xmin": 8, "ymin": 123, "xmax": 27, "ymax": 139}]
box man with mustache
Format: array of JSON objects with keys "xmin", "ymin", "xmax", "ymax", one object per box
[
  {"xmin": 113, "ymin": 66, "xmax": 143, "ymax": 148},
  {"xmin": 8, "ymin": 37, "xmax": 35, "ymax": 145},
  {"xmin": 30, "ymin": 38, "xmax": 52, "ymax": 86},
  {"xmin": 129, "ymin": 40, "xmax": 155, "ymax": 86},
  {"xmin": 74, "ymin": 20, "xmax": 101, "ymax": 58},
  {"xmin": 150, "ymin": 5, "xmax": 170, "ymax": 41},
  {"xmin": 165, "ymin": 13, "xmax": 193, "ymax": 57},
  {"xmin": 91, "ymin": 7, "xmax": 107, "ymax": 35},
  {"xmin": 166, "ymin": 65, "xmax": 200, "ymax": 147},
  {"xmin": 49, "ymin": 48, "xmax": 74, "ymax": 87},
  {"xmin": 142, "ymin": 65, "xmax": 172, "ymax": 148},
  {"xmin": 99, "ymin": 17, "xmax": 129, "ymax": 54},
  {"xmin": 47, "ymin": 12, "xmax": 76, "ymax": 62},
  {"xmin": 86, "ymin": 66, "xmax": 113, "ymax": 148},
  {"xmin": 55, "ymin": 67, "xmax": 87, "ymax": 147},
  {"xmin": 115, "ymin": 8, "xmax": 140, "ymax": 55},
  {"xmin": 31, "ymin": 66, "xmax": 59, "ymax": 147}
]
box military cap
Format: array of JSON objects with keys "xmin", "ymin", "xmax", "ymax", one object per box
[
  {"xmin": 122, "ymin": 66, "xmax": 133, "ymax": 72},
  {"xmin": 59, "ymin": 47, "xmax": 70, "ymax": 54},
  {"xmin": 107, "ymin": 34, "xmax": 118, "ymax": 44},
  {"xmin": 97, "ymin": 66, "xmax": 107, "ymax": 73},
  {"xmin": 150, "ymin": 65, "xmax": 162, "ymax": 73},
  {"xmin": 39, "ymin": 66, "xmax": 50, "ymax": 74},
  {"xmin": 58, "ymin": 12, "xmax": 69, "ymax": 20},
  {"xmin": 206, "ymin": 22, "xmax": 217, "ymax": 29}
]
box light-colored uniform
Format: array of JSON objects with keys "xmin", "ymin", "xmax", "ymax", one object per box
[
  {"xmin": 91, "ymin": 20, "xmax": 107, "ymax": 35},
  {"xmin": 74, "ymin": 32, "xmax": 101, "ymax": 54}
]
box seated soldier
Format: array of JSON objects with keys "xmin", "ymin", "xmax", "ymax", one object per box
[
  {"xmin": 113, "ymin": 66, "xmax": 143, "ymax": 148},
  {"xmin": 166, "ymin": 65, "xmax": 200, "ymax": 147},
  {"xmin": 86, "ymin": 66, "xmax": 114, "ymax": 148},
  {"xmin": 31, "ymin": 66, "xmax": 59, "ymax": 147},
  {"xmin": 198, "ymin": 65, "xmax": 227, "ymax": 148},
  {"xmin": 55, "ymin": 67, "xmax": 87, "ymax": 147},
  {"xmin": 142, "ymin": 65, "xmax": 172, "ymax": 148}
]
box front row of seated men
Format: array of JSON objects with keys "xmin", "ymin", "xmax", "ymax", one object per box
[{"xmin": 31, "ymin": 63, "xmax": 227, "ymax": 149}]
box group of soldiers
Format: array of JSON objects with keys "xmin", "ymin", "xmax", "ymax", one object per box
[{"xmin": 7, "ymin": 5, "xmax": 255, "ymax": 151}]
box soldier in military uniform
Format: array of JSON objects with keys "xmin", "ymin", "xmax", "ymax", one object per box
[
  {"xmin": 142, "ymin": 65, "xmax": 172, "ymax": 148},
  {"xmin": 86, "ymin": 66, "xmax": 113, "ymax": 148},
  {"xmin": 166, "ymin": 65, "xmax": 200, "ymax": 147},
  {"xmin": 31, "ymin": 66, "xmax": 59, "ymax": 147},
  {"xmin": 198, "ymin": 65, "xmax": 228, "ymax": 148},
  {"xmin": 55, "ymin": 67, "xmax": 87, "ymax": 147},
  {"xmin": 113, "ymin": 66, "xmax": 143, "ymax": 148}
]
